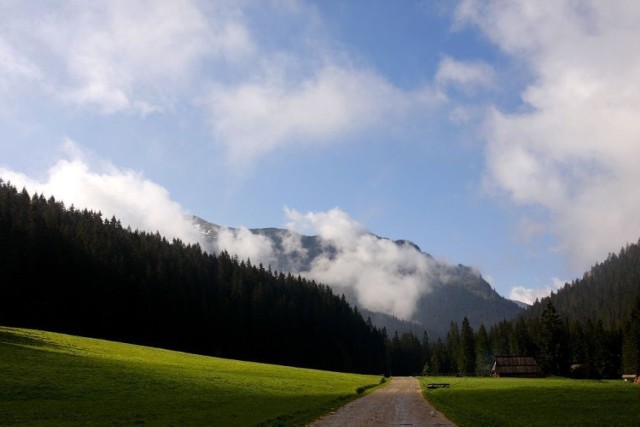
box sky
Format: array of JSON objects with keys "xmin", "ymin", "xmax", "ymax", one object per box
[{"xmin": 2, "ymin": 0, "xmax": 640, "ymax": 306}]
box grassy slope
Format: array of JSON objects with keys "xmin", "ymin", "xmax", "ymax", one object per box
[
  {"xmin": 0, "ymin": 326, "xmax": 382, "ymax": 426},
  {"xmin": 421, "ymin": 376, "xmax": 640, "ymax": 427}
]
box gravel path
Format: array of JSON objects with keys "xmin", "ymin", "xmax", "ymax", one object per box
[{"xmin": 307, "ymin": 377, "xmax": 456, "ymax": 427}]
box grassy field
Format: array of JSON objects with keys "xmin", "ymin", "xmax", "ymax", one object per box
[
  {"xmin": 0, "ymin": 326, "xmax": 383, "ymax": 426},
  {"xmin": 421, "ymin": 375, "xmax": 640, "ymax": 427}
]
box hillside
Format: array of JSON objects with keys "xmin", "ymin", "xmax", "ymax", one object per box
[
  {"xmin": 469, "ymin": 238, "xmax": 640, "ymax": 378},
  {"xmin": 523, "ymin": 240, "xmax": 640, "ymax": 330},
  {"xmin": 193, "ymin": 217, "xmax": 522, "ymax": 338},
  {"xmin": 0, "ymin": 182, "xmax": 386, "ymax": 374},
  {"xmin": 0, "ymin": 326, "xmax": 382, "ymax": 426}
]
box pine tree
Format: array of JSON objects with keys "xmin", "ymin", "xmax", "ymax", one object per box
[
  {"xmin": 421, "ymin": 331, "xmax": 431, "ymax": 375},
  {"xmin": 430, "ymin": 338, "xmax": 448, "ymax": 375},
  {"xmin": 622, "ymin": 297, "xmax": 640, "ymax": 374},
  {"xmin": 446, "ymin": 321, "xmax": 460, "ymax": 373},
  {"xmin": 459, "ymin": 317, "xmax": 476, "ymax": 374},
  {"xmin": 511, "ymin": 316, "xmax": 534, "ymax": 356},
  {"xmin": 538, "ymin": 300, "xmax": 567, "ymax": 375},
  {"xmin": 475, "ymin": 324, "xmax": 492, "ymax": 375}
]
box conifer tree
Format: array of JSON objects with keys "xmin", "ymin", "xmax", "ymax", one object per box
[
  {"xmin": 446, "ymin": 321, "xmax": 460, "ymax": 373},
  {"xmin": 459, "ymin": 317, "xmax": 476, "ymax": 374},
  {"xmin": 475, "ymin": 324, "xmax": 492, "ymax": 375},
  {"xmin": 538, "ymin": 300, "xmax": 567, "ymax": 375},
  {"xmin": 622, "ymin": 297, "xmax": 640, "ymax": 374},
  {"xmin": 421, "ymin": 331, "xmax": 431, "ymax": 375}
]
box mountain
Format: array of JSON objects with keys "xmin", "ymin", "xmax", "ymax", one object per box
[
  {"xmin": 521, "ymin": 239, "xmax": 640, "ymax": 331},
  {"xmin": 486, "ymin": 239, "xmax": 640, "ymax": 378},
  {"xmin": 193, "ymin": 216, "xmax": 523, "ymax": 338}
]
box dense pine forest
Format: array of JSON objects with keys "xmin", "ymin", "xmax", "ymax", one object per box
[
  {"xmin": 2, "ymin": 179, "xmax": 640, "ymax": 378},
  {"xmin": 524, "ymin": 244, "xmax": 640, "ymax": 330},
  {"xmin": 520, "ymin": 244, "xmax": 640, "ymax": 378},
  {"xmin": 0, "ymin": 181, "xmax": 386, "ymax": 374},
  {"xmin": 415, "ymin": 242, "xmax": 640, "ymax": 378}
]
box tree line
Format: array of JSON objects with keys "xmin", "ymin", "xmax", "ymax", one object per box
[
  {"xmin": 392, "ymin": 238, "xmax": 640, "ymax": 378},
  {"xmin": 391, "ymin": 281, "xmax": 640, "ymax": 378},
  {"xmin": 0, "ymin": 181, "xmax": 386, "ymax": 374},
  {"xmin": 3, "ymin": 179, "xmax": 639, "ymax": 378}
]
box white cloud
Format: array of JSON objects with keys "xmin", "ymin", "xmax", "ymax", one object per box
[
  {"xmin": 0, "ymin": 140, "xmax": 202, "ymax": 245},
  {"xmin": 285, "ymin": 207, "xmax": 437, "ymax": 319},
  {"xmin": 0, "ymin": 0, "xmax": 251, "ymax": 114},
  {"xmin": 0, "ymin": 36, "xmax": 41, "ymax": 81},
  {"xmin": 54, "ymin": 0, "xmax": 227, "ymax": 114},
  {"xmin": 435, "ymin": 55, "xmax": 495, "ymax": 92},
  {"xmin": 213, "ymin": 227, "xmax": 276, "ymax": 266},
  {"xmin": 1, "ymin": 1, "xmax": 446, "ymax": 168},
  {"xmin": 208, "ymin": 62, "xmax": 442, "ymax": 168},
  {"xmin": 0, "ymin": 140, "xmax": 280, "ymax": 266},
  {"xmin": 284, "ymin": 206, "xmax": 366, "ymax": 247},
  {"xmin": 0, "ymin": 36, "xmax": 42, "ymax": 110},
  {"xmin": 458, "ymin": 0, "xmax": 640, "ymax": 271},
  {"xmin": 509, "ymin": 277, "xmax": 566, "ymax": 305}
]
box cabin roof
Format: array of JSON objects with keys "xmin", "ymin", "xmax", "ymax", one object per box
[{"xmin": 492, "ymin": 355, "xmax": 544, "ymax": 375}]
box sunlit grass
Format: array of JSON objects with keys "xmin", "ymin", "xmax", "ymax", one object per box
[
  {"xmin": 0, "ymin": 326, "xmax": 382, "ymax": 426},
  {"xmin": 421, "ymin": 375, "xmax": 640, "ymax": 427}
]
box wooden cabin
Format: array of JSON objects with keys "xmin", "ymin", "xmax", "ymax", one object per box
[{"xmin": 492, "ymin": 355, "xmax": 544, "ymax": 378}]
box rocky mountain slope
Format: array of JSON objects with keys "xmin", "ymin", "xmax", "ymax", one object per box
[{"xmin": 193, "ymin": 216, "xmax": 522, "ymax": 338}]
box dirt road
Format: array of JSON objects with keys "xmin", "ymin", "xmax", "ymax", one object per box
[{"xmin": 307, "ymin": 377, "xmax": 456, "ymax": 427}]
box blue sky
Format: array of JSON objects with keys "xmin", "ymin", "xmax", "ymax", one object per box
[{"xmin": 2, "ymin": 0, "xmax": 640, "ymax": 305}]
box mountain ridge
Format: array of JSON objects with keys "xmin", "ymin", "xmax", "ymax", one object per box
[{"xmin": 192, "ymin": 216, "xmax": 522, "ymax": 338}]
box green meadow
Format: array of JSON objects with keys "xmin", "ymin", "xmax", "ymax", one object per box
[
  {"xmin": 0, "ymin": 326, "xmax": 382, "ymax": 426},
  {"xmin": 421, "ymin": 376, "xmax": 640, "ymax": 427}
]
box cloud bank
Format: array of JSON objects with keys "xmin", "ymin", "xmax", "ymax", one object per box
[
  {"xmin": 0, "ymin": 0, "xmax": 239, "ymax": 114},
  {"xmin": 0, "ymin": 140, "xmax": 280, "ymax": 266},
  {"xmin": 0, "ymin": 140, "xmax": 202, "ymax": 245},
  {"xmin": 202, "ymin": 207, "xmax": 449, "ymax": 320},
  {"xmin": 284, "ymin": 207, "xmax": 438, "ymax": 319},
  {"xmin": 208, "ymin": 63, "xmax": 440, "ymax": 168},
  {"xmin": 0, "ymin": 0, "xmax": 444, "ymax": 168},
  {"xmin": 213, "ymin": 226, "xmax": 276, "ymax": 267},
  {"xmin": 457, "ymin": 1, "xmax": 640, "ymax": 273}
]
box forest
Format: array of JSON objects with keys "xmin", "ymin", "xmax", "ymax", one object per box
[
  {"xmin": 0, "ymin": 180, "xmax": 386, "ymax": 374},
  {"xmin": 2, "ymin": 179, "xmax": 640, "ymax": 378},
  {"xmin": 391, "ymin": 247, "xmax": 640, "ymax": 378}
]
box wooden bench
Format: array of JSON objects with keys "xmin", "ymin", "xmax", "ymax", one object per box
[{"xmin": 426, "ymin": 383, "xmax": 450, "ymax": 389}]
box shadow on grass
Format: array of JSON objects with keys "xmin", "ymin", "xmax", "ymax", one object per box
[
  {"xmin": 0, "ymin": 328, "xmax": 67, "ymax": 352},
  {"xmin": 1, "ymin": 330, "xmax": 386, "ymax": 427},
  {"xmin": 257, "ymin": 393, "xmax": 354, "ymax": 427}
]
